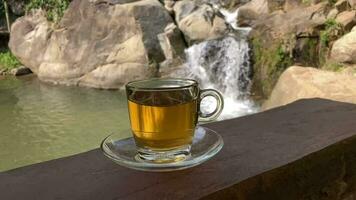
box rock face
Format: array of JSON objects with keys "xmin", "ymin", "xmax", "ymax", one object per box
[
  {"xmin": 335, "ymin": 0, "xmax": 349, "ymax": 13},
  {"xmin": 250, "ymin": 2, "xmax": 328, "ymax": 97},
  {"xmin": 173, "ymin": 0, "xmax": 228, "ymax": 44},
  {"xmin": 9, "ymin": 11, "xmax": 50, "ymax": 74},
  {"xmin": 251, "ymin": 3, "xmax": 327, "ymax": 42},
  {"xmin": 283, "ymin": 0, "xmax": 303, "ymax": 11},
  {"xmin": 349, "ymin": 0, "xmax": 356, "ymax": 8},
  {"xmin": 237, "ymin": 0, "xmax": 270, "ymax": 26},
  {"xmin": 331, "ymin": 26, "xmax": 356, "ymax": 64},
  {"xmin": 327, "ymin": 8, "xmax": 339, "ymax": 19},
  {"xmin": 9, "ymin": 0, "xmax": 186, "ymax": 89},
  {"xmin": 236, "ymin": 0, "xmax": 307, "ymax": 26},
  {"xmin": 238, "ymin": 0, "xmax": 294, "ymax": 14},
  {"xmin": 335, "ymin": 11, "xmax": 356, "ymax": 31},
  {"xmin": 262, "ymin": 66, "xmax": 356, "ymax": 110},
  {"xmin": 239, "ymin": 0, "xmax": 270, "ymax": 15}
]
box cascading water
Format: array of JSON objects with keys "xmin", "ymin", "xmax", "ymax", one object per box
[{"xmin": 172, "ymin": 6, "xmax": 259, "ymax": 120}]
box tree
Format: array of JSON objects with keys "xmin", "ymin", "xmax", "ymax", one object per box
[{"xmin": 2, "ymin": 0, "xmax": 11, "ymax": 33}]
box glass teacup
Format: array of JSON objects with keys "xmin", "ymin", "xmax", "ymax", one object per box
[{"xmin": 126, "ymin": 78, "xmax": 223, "ymax": 163}]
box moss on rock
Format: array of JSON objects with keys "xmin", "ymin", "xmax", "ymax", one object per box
[
  {"xmin": 250, "ymin": 15, "xmax": 348, "ymax": 99},
  {"xmin": 251, "ymin": 37, "xmax": 293, "ymax": 98}
]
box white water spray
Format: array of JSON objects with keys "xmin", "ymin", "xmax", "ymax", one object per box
[
  {"xmin": 219, "ymin": 6, "xmax": 252, "ymax": 33},
  {"xmin": 174, "ymin": 36, "xmax": 258, "ymax": 120},
  {"xmin": 172, "ymin": 7, "xmax": 259, "ymax": 120}
]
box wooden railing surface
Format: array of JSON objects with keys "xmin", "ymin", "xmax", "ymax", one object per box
[{"xmin": 0, "ymin": 98, "xmax": 356, "ymax": 200}]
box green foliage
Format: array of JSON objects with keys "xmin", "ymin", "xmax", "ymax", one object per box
[
  {"xmin": 0, "ymin": 50, "xmax": 21, "ymax": 71},
  {"xmin": 318, "ymin": 19, "xmax": 343, "ymax": 65},
  {"xmin": 252, "ymin": 38, "xmax": 293, "ymax": 96},
  {"xmin": 26, "ymin": 0, "xmax": 70, "ymax": 23},
  {"xmin": 270, "ymin": 44, "xmax": 293, "ymax": 77},
  {"xmin": 253, "ymin": 40, "xmax": 293, "ymax": 77},
  {"xmin": 302, "ymin": 0, "xmax": 311, "ymax": 5},
  {"xmin": 320, "ymin": 19, "xmax": 343, "ymax": 47},
  {"xmin": 304, "ymin": 0, "xmax": 338, "ymax": 5},
  {"xmin": 328, "ymin": 0, "xmax": 337, "ymax": 4},
  {"xmin": 323, "ymin": 62, "xmax": 345, "ymax": 72}
]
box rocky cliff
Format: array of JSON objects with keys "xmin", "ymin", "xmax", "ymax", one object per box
[{"xmin": 7, "ymin": 0, "xmax": 356, "ymax": 107}]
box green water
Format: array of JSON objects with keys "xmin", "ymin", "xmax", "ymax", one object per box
[{"xmin": 0, "ymin": 75, "xmax": 130, "ymax": 172}]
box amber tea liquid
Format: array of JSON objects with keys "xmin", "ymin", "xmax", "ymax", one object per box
[{"xmin": 128, "ymin": 91, "xmax": 198, "ymax": 151}]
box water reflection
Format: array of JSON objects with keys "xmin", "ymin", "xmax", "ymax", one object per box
[{"xmin": 0, "ymin": 75, "xmax": 130, "ymax": 171}]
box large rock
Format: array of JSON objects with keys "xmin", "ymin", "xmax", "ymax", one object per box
[
  {"xmin": 236, "ymin": 0, "xmax": 270, "ymax": 26},
  {"xmin": 335, "ymin": 0, "xmax": 349, "ymax": 13},
  {"xmin": 173, "ymin": 0, "xmax": 228, "ymax": 44},
  {"xmin": 240, "ymin": 0, "xmax": 291, "ymax": 13},
  {"xmin": 250, "ymin": 2, "xmax": 328, "ymax": 98},
  {"xmin": 9, "ymin": 0, "xmax": 186, "ymax": 89},
  {"xmin": 330, "ymin": 26, "xmax": 356, "ymax": 64},
  {"xmin": 9, "ymin": 10, "xmax": 51, "ymax": 74},
  {"xmin": 162, "ymin": 0, "xmax": 175, "ymax": 13},
  {"xmin": 327, "ymin": 8, "xmax": 339, "ymax": 19},
  {"xmin": 251, "ymin": 2, "xmax": 327, "ymax": 39},
  {"xmin": 237, "ymin": 0, "xmax": 304, "ymax": 26},
  {"xmin": 262, "ymin": 66, "xmax": 356, "ymax": 110},
  {"xmin": 349, "ymin": 0, "xmax": 356, "ymax": 8},
  {"xmin": 239, "ymin": 0, "xmax": 270, "ymax": 15},
  {"xmin": 335, "ymin": 11, "xmax": 356, "ymax": 32},
  {"xmin": 283, "ymin": 0, "xmax": 303, "ymax": 11}
]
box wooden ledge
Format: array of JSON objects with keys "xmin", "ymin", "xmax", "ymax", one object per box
[{"xmin": 0, "ymin": 98, "xmax": 356, "ymax": 200}]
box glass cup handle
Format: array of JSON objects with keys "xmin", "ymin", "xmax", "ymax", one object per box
[{"xmin": 198, "ymin": 89, "xmax": 224, "ymax": 122}]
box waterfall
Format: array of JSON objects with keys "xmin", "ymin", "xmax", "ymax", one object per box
[
  {"xmin": 172, "ymin": 7, "xmax": 259, "ymax": 120},
  {"xmin": 173, "ymin": 36, "xmax": 258, "ymax": 120}
]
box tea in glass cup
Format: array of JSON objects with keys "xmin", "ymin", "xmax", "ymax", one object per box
[{"xmin": 126, "ymin": 78, "xmax": 223, "ymax": 163}]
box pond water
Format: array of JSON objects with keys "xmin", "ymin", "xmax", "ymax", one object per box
[{"xmin": 0, "ymin": 75, "xmax": 130, "ymax": 172}]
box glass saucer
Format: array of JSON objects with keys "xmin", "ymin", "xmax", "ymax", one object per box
[{"xmin": 101, "ymin": 126, "xmax": 224, "ymax": 172}]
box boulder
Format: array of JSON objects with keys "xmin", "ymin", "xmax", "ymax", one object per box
[
  {"xmin": 9, "ymin": 10, "xmax": 51, "ymax": 75},
  {"xmin": 251, "ymin": 2, "xmax": 327, "ymax": 40},
  {"xmin": 283, "ymin": 0, "xmax": 303, "ymax": 11},
  {"xmin": 262, "ymin": 66, "xmax": 356, "ymax": 110},
  {"xmin": 348, "ymin": 0, "xmax": 356, "ymax": 8},
  {"xmin": 340, "ymin": 65, "xmax": 356, "ymax": 75},
  {"xmin": 330, "ymin": 26, "xmax": 356, "ymax": 64},
  {"xmin": 327, "ymin": 8, "xmax": 339, "ymax": 19},
  {"xmin": 250, "ymin": 2, "xmax": 328, "ymax": 97},
  {"xmin": 163, "ymin": 0, "xmax": 175, "ymax": 13},
  {"xmin": 237, "ymin": 0, "xmax": 287, "ymax": 26},
  {"xmin": 335, "ymin": 0, "xmax": 349, "ymax": 13},
  {"xmin": 335, "ymin": 11, "xmax": 356, "ymax": 31},
  {"xmin": 219, "ymin": 0, "xmax": 246, "ymax": 9},
  {"xmin": 9, "ymin": 0, "xmax": 186, "ymax": 89},
  {"xmin": 238, "ymin": 0, "xmax": 270, "ymax": 16},
  {"xmin": 173, "ymin": 0, "xmax": 228, "ymax": 44},
  {"xmin": 237, "ymin": 0, "xmax": 302, "ymax": 23}
]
